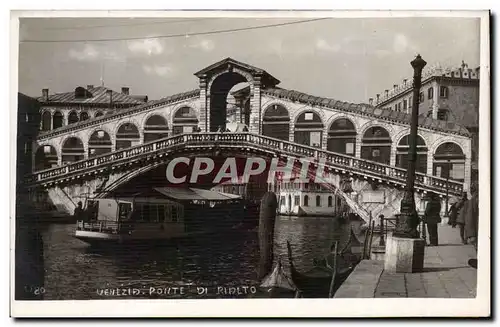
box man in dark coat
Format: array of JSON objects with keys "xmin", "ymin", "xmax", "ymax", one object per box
[
  {"xmin": 454, "ymin": 192, "xmax": 469, "ymax": 244},
  {"xmin": 463, "ymin": 185, "xmax": 479, "ymax": 269},
  {"xmin": 424, "ymin": 192, "xmax": 442, "ymax": 246}
]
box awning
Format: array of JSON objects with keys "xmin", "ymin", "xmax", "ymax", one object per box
[{"xmin": 153, "ymin": 187, "xmax": 242, "ymax": 201}]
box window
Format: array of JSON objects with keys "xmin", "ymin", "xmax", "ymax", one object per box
[
  {"xmin": 304, "ymin": 195, "xmax": 309, "ymax": 207},
  {"xmin": 440, "ymin": 86, "xmax": 449, "ymax": 98},
  {"xmin": 437, "ymin": 109, "xmax": 449, "ymax": 121},
  {"xmin": 294, "ymin": 195, "xmax": 300, "ymax": 206},
  {"xmin": 280, "ymin": 196, "xmax": 285, "ymax": 206},
  {"xmin": 409, "ymin": 96, "xmax": 413, "ymax": 109},
  {"xmin": 428, "ymin": 87, "xmax": 434, "ymax": 99},
  {"xmin": 24, "ymin": 141, "xmax": 32, "ymax": 155},
  {"xmin": 419, "ymin": 92, "xmax": 424, "ymax": 103},
  {"xmin": 316, "ymin": 195, "xmax": 321, "ymax": 207},
  {"xmin": 328, "ymin": 196, "xmax": 333, "ymax": 207},
  {"xmin": 304, "ymin": 183, "xmax": 309, "ymax": 190},
  {"xmin": 398, "ymin": 102, "xmax": 402, "ymax": 111},
  {"xmin": 403, "ymin": 100, "xmax": 407, "ymax": 110}
]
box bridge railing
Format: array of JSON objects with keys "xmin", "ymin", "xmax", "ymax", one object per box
[{"xmin": 26, "ymin": 132, "xmax": 464, "ymax": 195}]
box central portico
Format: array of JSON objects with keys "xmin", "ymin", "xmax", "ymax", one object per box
[{"xmin": 194, "ymin": 57, "xmax": 281, "ymax": 133}]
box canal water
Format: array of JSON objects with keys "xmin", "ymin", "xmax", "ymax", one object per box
[{"xmin": 38, "ymin": 216, "xmax": 364, "ymax": 300}]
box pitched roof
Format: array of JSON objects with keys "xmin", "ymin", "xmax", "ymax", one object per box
[
  {"xmin": 37, "ymin": 86, "xmax": 144, "ymax": 106},
  {"xmin": 262, "ymin": 87, "xmax": 470, "ymax": 137},
  {"xmin": 194, "ymin": 57, "xmax": 280, "ymax": 87}
]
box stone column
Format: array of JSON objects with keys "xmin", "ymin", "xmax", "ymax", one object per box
[
  {"xmin": 198, "ymin": 76, "xmax": 208, "ymax": 132},
  {"xmin": 355, "ymin": 135, "xmax": 363, "ymax": 158},
  {"xmin": 249, "ymin": 74, "xmax": 262, "ymax": 134},
  {"xmin": 426, "ymin": 150, "xmax": 434, "ymax": 176},
  {"xmin": 389, "ymin": 144, "xmax": 397, "ymax": 167}
]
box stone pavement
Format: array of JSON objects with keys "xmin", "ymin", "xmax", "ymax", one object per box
[{"xmin": 335, "ymin": 224, "xmax": 477, "ymax": 298}]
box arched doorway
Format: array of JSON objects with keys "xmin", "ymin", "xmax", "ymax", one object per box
[
  {"xmin": 144, "ymin": 115, "xmax": 169, "ymax": 142},
  {"xmin": 433, "ymin": 142, "xmax": 466, "ymax": 181},
  {"xmin": 68, "ymin": 111, "xmax": 79, "ymax": 124},
  {"xmin": 294, "ymin": 111, "xmax": 324, "ymax": 148},
  {"xmin": 116, "ymin": 123, "xmax": 140, "ymax": 150},
  {"xmin": 361, "ymin": 126, "xmax": 392, "ymax": 164},
  {"xmin": 88, "ymin": 130, "xmax": 112, "ymax": 157},
  {"xmin": 34, "ymin": 145, "xmax": 58, "ymax": 170},
  {"xmin": 61, "ymin": 137, "xmax": 85, "ymax": 163},
  {"xmin": 262, "ymin": 104, "xmax": 290, "ymax": 141},
  {"xmin": 396, "ymin": 135, "xmax": 428, "ymax": 173},
  {"xmin": 41, "ymin": 111, "xmax": 51, "ymax": 131},
  {"xmin": 327, "ymin": 118, "xmax": 357, "ymax": 155},
  {"xmin": 52, "ymin": 111, "xmax": 63, "ymax": 129},
  {"xmin": 173, "ymin": 107, "xmax": 199, "ymax": 135},
  {"xmin": 209, "ymin": 72, "xmax": 248, "ymax": 132},
  {"xmin": 80, "ymin": 111, "xmax": 89, "ymax": 121}
]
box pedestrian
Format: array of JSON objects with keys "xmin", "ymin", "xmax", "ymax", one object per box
[
  {"xmin": 463, "ymin": 184, "xmax": 479, "ymax": 269},
  {"xmin": 455, "ymin": 192, "xmax": 469, "ymax": 244},
  {"xmin": 424, "ymin": 192, "xmax": 441, "ymax": 246},
  {"xmin": 74, "ymin": 201, "xmax": 84, "ymax": 221}
]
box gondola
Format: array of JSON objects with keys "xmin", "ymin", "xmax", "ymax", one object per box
[
  {"xmin": 258, "ymin": 257, "xmax": 300, "ymax": 298},
  {"xmin": 286, "ymin": 227, "xmax": 362, "ymax": 298}
]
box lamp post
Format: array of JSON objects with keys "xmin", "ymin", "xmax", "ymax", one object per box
[{"xmin": 393, "ymin": 54, "xmax": 427, "ymax": 239}]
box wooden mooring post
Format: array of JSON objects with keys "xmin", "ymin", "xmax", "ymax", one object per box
[{"xmin": 258, "ymin": 191, "xmax": 278, "ymax": 280}]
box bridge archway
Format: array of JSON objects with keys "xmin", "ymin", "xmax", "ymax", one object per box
[
  {"xmin": 396, "ymin": 134, "xmax": 428, "ymax": 173},
  {"xmin": 80, "ymin": 111, "xmax": 89, "ymax": 121},
  {"xmin": 34, "ymin": 145, "xmax": 58, "ymax": 170},
  {"xmin": 173, "ymin": 107, "xmax": 199, "ymax": 135},
  {"xmin": 433, "ymin": 142, "xmax": 466, "ymax": 181},
  {"xmin": 68, "ymin": 111, "xmax": 79, "ymax": 124},
  {"xmin": 61, "ymin": 137, "xmax": 85, "ymax": 163},
  {"xmin": 116, "ymin": 122, "xmax": 140, "ymax": 150},
  {"xmin": 361, "ymin": 126, "xmax": 392, "ymax": 164},
  {"xmin": 327, "ymin": 117, "xmax": 357, "ymax": 155},
  {"xmin": 262, "ymin": 104, "xmax": 290, "ymax": 141},
  {"xmin": 294, "ymin": 110, "xmax": 324, "ymax": 148},
  {"xmin": 41, "ymin": 111, "xmax": 51, "ymax": 131},
  {"xmin": 88, "ymin": 129, "xmax": 112, "ymax": 157},
  {"xmin": 144, "ymin": 114, "xmax": 169, "ymax": 142},
  {"xmin": 209, "ymin": 72, "xmax": 248, "ymax": 132},
  {"xmin": 53, "ymin": 111, "xmax": 63, "ymax": 129}
]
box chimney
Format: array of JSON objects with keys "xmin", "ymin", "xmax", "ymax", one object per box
[
  {"xmin": 87, "ymin": 85, "xmax": 94, "ymax": 89},
  {"xmin": 403, "ymin": 79, "xmax": 407, "ymax": 86},
  {"xmin": 393, "ymin": 84, "xmax": 398, "ymax": 90},
  {"xmin": 376, "ymin": 94, "xmax": 380, "ymax": 102},
  {"xmin": 385, "ymin": 89, "xmax": 389, "ymax": 97},
  {"xmin": 121, "ymin": 87, "xmax": 130, "ymax": 95},
  {"xmin": 42, "ymin": 88, "xmax": 49, "ymax": 102},
  {"xmin": 369, "ymin": 98, "xmax": 373, "ymax": 106},
  {"xmin": 106, "ymin": 89, "xmax": 113, "ymax": 107}
]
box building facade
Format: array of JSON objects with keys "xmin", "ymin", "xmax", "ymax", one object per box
[{"xmin": 370, "ymin": 61, "xmax": 479, "ymax": 184}]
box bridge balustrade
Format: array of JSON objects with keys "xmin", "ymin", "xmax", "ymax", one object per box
[{"xmin": 26, "ymin": 132, "xmax": 464, "ymax": 196}]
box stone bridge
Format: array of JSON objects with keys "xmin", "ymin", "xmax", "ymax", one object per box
[{"xmin": 26, "ymin": 58, "xmax": 472, "ymax": 223}]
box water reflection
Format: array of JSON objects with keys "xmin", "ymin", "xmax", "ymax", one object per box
[{"xmin": 41, "ymin": 216, "xmax": 360, "ymax": 299}]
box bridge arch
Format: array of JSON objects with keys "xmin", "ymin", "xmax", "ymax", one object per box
[
  {"xmin": 80, "ymin": 111, "xmax": 90, "ymax": 121},
  {"xmin": 262, "ymin": 103, "xmax": 290, "ymax": 141},
  {"xmin": 361, "ymin": 126, "xmax": 392, "ymax": 164},
  {"xmin": 41, "ymin": 110, "xmax": 52, "ymax": 131},
  {"xmin": 143, "ymin": 113, "xmax": 170, "ymax": 142},
  {"xmin": 61, "ymin": 136, "xmax": 85, "ymax": 164},
  {"xmin": 395, "ymin": 134, "xmax": 428, "ymax": 173},
  {"xmin": 34, "ymin": 144, "xmax": 58, "ymax": 171},
  {"xmin": 293, "ymin": 109, "xmax": 324, "ymax": 148},
  {"xmin": 327, "ymin": 117, "xmax": 357, "ymax": 156},
  {"xmin": 88, "ymin": 128, "xmax": 113, "ymax": 157},
  {"xmin": 432, "ymin": 141, "xmax": 466, "ymax": 181},
  {"xmin": 53, "ymin": 111, "xmax": 63, "ymax": 129},
  {"xmin": 115, "ymin": 121, "xmax": 141, "ymax": 150},
  {"xmin": 172, "ymin": 106, "xmax": 199, "ymax": 134},
  {"xmin": 208, "ymin": 69, "xmax": 252, "ymax": 132},
  {"xmin": 68, "ymin": 111, "xmax": 79, "ymax": 125}
]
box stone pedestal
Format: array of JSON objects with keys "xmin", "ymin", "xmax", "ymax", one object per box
[{"xmin": 384, "ymin": 236, "xmax": 425, "ymax": 273}]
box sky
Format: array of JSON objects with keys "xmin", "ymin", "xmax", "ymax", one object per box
[{"xmin": 17, "ymin": 16, "xmax": 480, "ymax": 103}]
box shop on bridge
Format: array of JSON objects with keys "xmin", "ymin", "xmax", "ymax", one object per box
[
  {"xmin": 395, "ymin": 135, "xmax": 428, "ymax": 173},
  {"xmin": 144, "ymin": 115, "xmax": 170, "ymax": 143},
  {"xmin": 262, "ymin": 104, "xmax": 290, "ymax": 141},
  {"xmin": 173, "ymin": 107, "xmax": 199, "ymax": 135},
  {"xmin": 88, "ymin": 130, "xmax": 113, "ymax": 158},
  {"xmin": 116, "ymin": 123, "xmax": 141, "ymax": 150},
  {"xmin": 433, "ymin": 142, "xmax": 466, "ymax": 182},
  {"xmin": 34, "ymin": 145, "xmax": 58, "ymax": 170},
  {"xmin": 327, "ymin": 118, "xmax": 357, "ymax": 156},
  {"xmin": 293, "ymin": 111, "xmax": 324, "ymax": 148},
  {"xmin": 361, "ymin": 126, "xmax": 392, "ymax": 165},
  {"xmin": 61, "ymin": 137, "xmax": 85, "ymax": 164}
]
